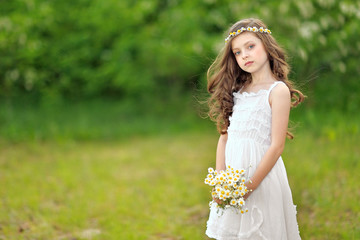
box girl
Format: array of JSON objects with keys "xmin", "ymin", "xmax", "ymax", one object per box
[{"xmin": 205, "ymin": 18, "xmax": 304, "ymax": 239}]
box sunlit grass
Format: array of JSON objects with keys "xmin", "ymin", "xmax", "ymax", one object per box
[
  {"xmin": 284, "ymin": 132, "xmax": 359, "ymax": 239},
  {"xmin": 0, "ymin": 98, "xmax": 359, "ymax": 239},
  {"xmin": 0, "ymin": 134, "xmax": 214, "ymax": 239},
  {"xmin": 0, "ymin": 129, "xmax": 359, "ymax": 239}
]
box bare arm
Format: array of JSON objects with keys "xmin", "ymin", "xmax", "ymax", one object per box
[
  {"xmin": 215, "ymin": 133, "xmax": 228, "ymax": 172},
  {"xmin": 246, "ymin": 84, "xmax": 291, "ymax": 193},
  {"xmin": 213, "ymin": 133, "xmax": 228, "ymax": 204}
]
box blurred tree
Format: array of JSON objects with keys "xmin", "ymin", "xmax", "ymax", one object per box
[{"xmin": 0, "ymin": 0, "xmax": 359, "ymax": 111}]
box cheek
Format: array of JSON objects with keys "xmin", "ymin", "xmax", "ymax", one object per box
[
  {"xmin": 254, "ymin": 47, "xmax": 268, "ymax": 60},
  {"xmin": 235, "ymin": 57, "xmax": 242, "ymax": 66},
  {"xmin": 236, "ymin": 58, "xmax": 246, "ymax": 71}
]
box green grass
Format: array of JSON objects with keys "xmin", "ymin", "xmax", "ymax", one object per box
[
  {"xmin": 0, "ymin": 134, "xmax": 216, "ymax": 239},
  {"xmin": 0, "ymin": 130, "xmax": 359, "ymax": 239},
  {"xmin": 0, "ymin": 96, "xmax": 213, "ymax": 142},
  {"xmin": 284, "ymin": 133, "xmax": 360, "ymax": 239},
  {"xmin": 0, "ymin": 98, "xmax": 359, "ymax": 239}
]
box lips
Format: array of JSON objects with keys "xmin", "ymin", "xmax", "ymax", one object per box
[{"xmin": 245, "ymin": 61, "xmax": 254, "ymax": 67}]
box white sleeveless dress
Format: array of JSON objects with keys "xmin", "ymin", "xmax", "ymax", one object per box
[{"xmin": 206, "ymin": 81, "xmax": 301, "ymax": 240}]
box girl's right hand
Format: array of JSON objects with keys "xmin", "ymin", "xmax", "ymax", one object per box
[{"xmin": 213, "ymin": 197, "xmax": 223, "ymax": 205}]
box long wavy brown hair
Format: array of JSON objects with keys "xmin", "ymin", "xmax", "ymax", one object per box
[{"xmin": 207, "ymin": 18, "xmax": 304, "ymax": 138}]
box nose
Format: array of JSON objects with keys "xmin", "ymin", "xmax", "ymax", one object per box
[{"xmin": 242, "ymin": 51, "xmax": 248, "ymax": 60}]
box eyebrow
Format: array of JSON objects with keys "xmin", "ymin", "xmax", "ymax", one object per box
[{"xmin": 232, "ymin": 40, "xmax": 254, "ymax": 51}]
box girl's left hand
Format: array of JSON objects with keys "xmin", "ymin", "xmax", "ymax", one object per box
[
  {"xmin": 243, "ymin": 190, "xmax": 252, "ymax": 200},
  {"xmin": 243, "ymin": 180, "xmax": 255, "ymax": 200}
]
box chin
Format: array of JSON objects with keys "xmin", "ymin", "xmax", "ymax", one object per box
[{"xmin": 240, "ymin": 68, "xmax": 253, "ymax": 74}]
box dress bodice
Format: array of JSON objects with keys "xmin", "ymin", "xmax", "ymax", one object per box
[{"xmin": 227, "ymin": 81, "xmax": 284, "ymax": 147}]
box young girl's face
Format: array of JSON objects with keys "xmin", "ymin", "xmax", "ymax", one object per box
[{"xmin": 231, "ymin": 32, "xmax": 269, "ymax": 74}]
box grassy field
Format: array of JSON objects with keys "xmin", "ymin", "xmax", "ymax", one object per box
[
  {"xmin": 1, "ymin": 131, "xmax": 359, "ymax": 239},
  {"xmin": 0, "ymin": 98, "xmax": 359, "ymax": 239},
  {"xmin": 0, "ymin": 96, "xmax": 212, "ymax": 142}
]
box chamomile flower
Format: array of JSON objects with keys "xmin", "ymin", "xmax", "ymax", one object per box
[
  {"xmin": 220, "ymin": 189, "xmax": 226, "ymax": 196},
  {"xmin": 218, "ymin": 175, "xmax": 225, "ymax": 183},
  {"xmin": 230, "ymin": 199, "xmax": 237, "ymax": 206},
  {"xmin": 219, "ymin": 194, "xmax": 225, "ymax": 200},
  {"xmin": 208, "ymin": 167, "xmax": 214, "ymax": 174},
  {"xmin": 225, "ymin": 190, "xmax": 231, "ymax": 198},
  {"xmin": 233, "ymin": 190, "xmax": 240, "ymax": 197},
  {"xmin": 211, "ymin": 191, "xmax": 217, "ymax": 197},
  {"xmin": 207, "ymin": 174, "xmax": 214, "ymax": 179},
  {"xmin": 238, "ymin": 198, "xmax": 245, "ymax": 206}
]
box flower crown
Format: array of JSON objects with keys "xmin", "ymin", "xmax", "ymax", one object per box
[{"xmin": 225, "ymin": 26, "xmax": 271, "ymax": 43}]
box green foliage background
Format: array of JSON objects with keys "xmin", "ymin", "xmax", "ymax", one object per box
[
  {"xmin": 1, "ymin": 1, "xmax": 360, "ymax": 239},
  {"xmin": 1, "ymin": 0, "xmax": 360, "ymax": 111}
]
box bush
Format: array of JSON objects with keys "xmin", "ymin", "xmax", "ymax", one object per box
[{"xmin": 0, "ymin": 0, "xmax": 359, "ymax": 112}]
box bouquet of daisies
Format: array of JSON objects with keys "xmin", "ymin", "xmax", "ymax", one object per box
[{"xmin": 204, "ymin": 166, "xmax": 249, "ymax": 214}]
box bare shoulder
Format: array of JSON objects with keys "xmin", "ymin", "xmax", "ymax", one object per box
[
  {"xmin": 269, "ymin": 82, "xmax": 290, "ymax": 106},
  {"xmin": 271, "ymin": 82, "xmax": 290, "ymax": 98}
]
